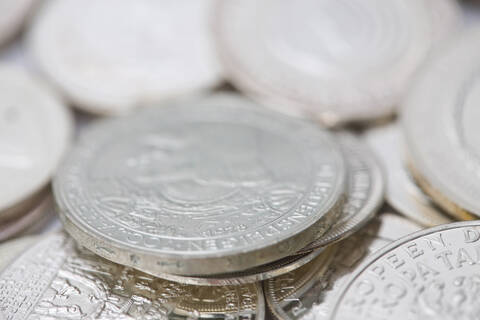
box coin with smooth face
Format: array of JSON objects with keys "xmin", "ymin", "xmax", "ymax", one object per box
[
  {"xmin": 365, "ymin": 124, "xmax": 453, "ymax": 227},
  {"xmin": 330, "ymin": 221, "xmax": 480, "ymax": 319},
  {"xmin": 0, "ymin": 0, "xmax": 35, "ymax": 46},
  {"xmin": 402, "ymin": 27, "xmax": 480, "ymax": 217},
  {"xmin": 0, "ymin": 64, "xmax": 73, "ymax": 219},
  {"xmin": 265, "ymin": 213, "xmax": 422, "ymax": 320},
  {"xmin": 28, "ymin": 0, "xmax": 222, "ymax": 115},
  {"xmin": 53, "ymin": 94, "xmax": 346, "ymax": 276},
  {"xmin": 214, "ymin": 0, "xmax": 460, "ymax": 125},
  {"xmin": 299, "ymin": 133, "xmax": 384, "ymax": 253},
  {"xmin": 0, "ymin": 232, "xmax": 265, "ymax": 320}
]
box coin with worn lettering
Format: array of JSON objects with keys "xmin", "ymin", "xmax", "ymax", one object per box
[
  {"xmin": 0, "ymin": 232, "xmax": 265, "ymax": 320},
  {"xmin": 214, "ymin": 0, "xmax": 460, "ymax": 125},
  {"xmin": 365, "ymin": 124, "xmax": 453, "ymax": 227},
  {"xmin": 402, "ymin": 27, "xmax": 480, "ymax": 218},
  {"xmin": 28, "ymin": 0, "xmax": 222, "ymax": 115},
  {"xmin": 265, "ymin": 213, "xmax": 422, "ymax": 320},
  {"xmin": 0, "ymin": 0, "xmax": 35, "ymax": 46},
  {"xmin": 330, "ymin": 221, "xmax": 480, "ymax": 319},
  {"xmin": 54, "ymin": 94, "xmax": 346, "ymax": 276},
  {"xmin": 299, "ymin": 133, "xmax": 384, "ymax": 253},
  {"xmin": 0, "ymin": 64, "xmax": 73, "ymax": 220}
]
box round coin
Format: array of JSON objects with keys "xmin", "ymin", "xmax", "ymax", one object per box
[
  {"xmin": 28, "ymin": 0, "xmax": 222, "ymax": 115},
  {"xmin": 0, "ymin": 64, "xmax": 73, "ymax": 218},
  {"xmin": 0, "ymin": 0, "xmax": 35, "ymax": 46},
  {"xmin": 265, "ymin": 213, "xmax": 422, "ymax": 320},
  {"xmin": 214, "ymin": 0, "xmax": 460, "ymax": 125},
  {"xmin": 299, "ymin": 133, "xmax": 384, "ymax": 253},
  {"xmin": 0, "ymin": 232, "xmax": 265, "ymax": 320},
  {"xmin": 54, "ymin": 94, "xmax": 346, "ymax": 276},
  {"xmin": 402, "ymin": 27, "xmax": 480, "ymax": 217},
  {"xmin": 365, "ymin": 124, "xmax": 453, "ymax": 227},
  {"xmin": 330, "ymin": 220, "xmax": 480, "ymax": 319}
]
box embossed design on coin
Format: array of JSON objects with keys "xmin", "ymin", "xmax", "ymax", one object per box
[
  {"xmin": 330, "ymin": 221, "xmax": 480, "ymax": 319},
  {"xmin": 28, "ymin": 0, "xmax": 222, "ymax": 114},
  {"xmin": 0, "ymin": 64, "xmax": 72, "ymax": 218},
  {"xmin": 299, "ymin": 134, "xmax": 384, "ymax": 252},
  {"xmin": 54, "ymin": 94, "xmax": 346, "ymax": 275},
  {"xmin": 0, "ymin": 0, "xmax": 35, "ymax": 46},
  {"xmin": 265, "ymin": 213, "xmax": 421, "ymax": 320},
  {"xmin": 403, "ymin": 27, "xmax": 480, "ymax": 217},
  {"xmin": 214, "ymin": 0, "xmax": 459, "ymax": 124},
  {"xmin": 0, "ymin": 233, "xmax": 265, "ymax": 319}
]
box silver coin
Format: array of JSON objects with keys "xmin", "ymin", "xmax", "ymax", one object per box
[
  {"xmin": 299, "ymin": 133, "xmax": 384, "ymax": 253},
  {"xmin": 402, "ymin": 27, "xmax": 480, "ymax": 217},
  {"xmin": 265, "ymin": 212, "xmax": 422, "ymax": 320},
  {"xmin": 28, "ymin": 0, "xmax": 222, "ymax": 115},
  {"xmin": 54, "ymin": 93, "xmax": 346, "ymax": 276},
  {"xmin": 0, "ymin": 232, "xmax": 265, "ymax": 320},
  {"xmin": 0, "ymin": 236, "xmax": 36, "ymax": 271},
  {"xmin": 214, "ymin": 0, "xmax": 460, "ymax": 125},
  {"xmin": 0, "ymin": 64, "xmax": 73, "ymax": 217},
  {"xmin": 365, "ymin": 124, "xmax": 453, "ymax": 227},
  {"xmin": 330, "ymin": 220, "xmax": 480, "ymax": 319},
  {"xmin": 0, "ymin": 0, "xmax": 35, "ymax": 46}
]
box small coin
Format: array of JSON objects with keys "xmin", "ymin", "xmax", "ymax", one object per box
[
  {"xmin": 365, "ymin": 124, "xmax": 453, "ymax": 227},
  {"xmin": 54, "ymin": 94, "xmax": 346, "ymax": 276},
  {"xmin": 402, "ymin": 27, "xmax": 480, "ymax": 218},
  {"xmin": 265, "ymin": 213, "xmax": 422, "ymax": 320},
  {"xmin": 299, "ymin": 133, "xmax": 384, "ymax": 253},
  {"xmin": 28, "ymin": 0, "xmax": 222, "ymax": 115},
  {"xmin": 330, "ymin": 221, "xmax": 480, "ymax": 319},
  {"xmin": 0, "ymin": 0, "xmax": 35, "ymax": 46},
  {"xmin": 214, "ymin": 0, "xmax": 460, "ymax": 125},
  {"xmin": 0, "ymin": 64, "xmax": 73, "ymax": 218},
  {"xmin": 0, "ymin": 232, "xmax": 265, "ymax": 320}
]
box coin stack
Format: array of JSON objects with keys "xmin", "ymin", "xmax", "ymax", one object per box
[{"xmin": 1, "ymin": 0, "xmax": 480, "ymax": 320}]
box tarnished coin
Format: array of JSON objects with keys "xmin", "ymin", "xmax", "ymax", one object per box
[
  {"xmin": 0, "ymin": 0, "xmax": 35, "ymax": 46},
  {"xmin": 0, "ymin": 64, "xmax": 72, "ymax": 219},
  {"xmin": 0, "ymin": 233, "xmax": 265, "ymax": 320},
  {"xmin": 265, "ymin": 213, "xmax": 422, "ymax": 320},
  {"xmin": 402, "ymin": 27, "xmax": 480, "ymax": 218},
  {"xmin": 299, "ymin": 133, "xmax": 384, "ymax": 253},
  {"xmin": 28, "ymin": 0, "xmax": 222, "ymax": 115},
  {"xmin": 330, "ymin": 221, "xmax": 480, "ymax": 319},
  {"xmin": 54, "ymin": 94, "xmax": 346, "ymax": 276},
  {"xmin": 214, "ymin": 0, "xmax": 460, "ymax": 125},
  {"xmin": 365, "ymin": 124, "xmax": 453, "ymax": 227}
]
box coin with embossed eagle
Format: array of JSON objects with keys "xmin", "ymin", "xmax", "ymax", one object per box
[
  {"xmin": 53, "ymin": 94, "xmax": 346, "ymax": 276},
  {"xmin": 0, "ymin": 232, "xmax": 265, "ymax": 320}
]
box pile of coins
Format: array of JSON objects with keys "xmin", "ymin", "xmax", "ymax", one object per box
[{"xmin": 1, "ymin": 0, "xmax": 480, "ymax": 319}]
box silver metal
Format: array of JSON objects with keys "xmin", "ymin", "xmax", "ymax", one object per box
[
  {"xmin": 330, "ymin": 220, "xmax": 480, "ymax": 319},
  {"xmin": 265, "ymin": 213, "xmax": 422, "ymax": 320},
  {"xmin": 365, "ymin": 124, "xmax": 452, "ymax": 227},
  {"xmin": 0, "ymin": 64, "xmax": 73, "ymax": 218},
  {"xmin": 402, "ymin": 27, "xmax": 480, "ymax": 217},
  {"xmin": 0, "ymin": 0, "xmax": 35, "ymax": 46},
  {"xmin": 214, "ymin": 0, "xmax": 460, "ymax": 125},
  {"xmin": 28, "ymin": 0, "xmax": 222, "ymax": 115},
  {"xmin": 0, "ymin": 235, "xmax": 36, "ymax": 271},
  {"xmin": 53, "ymin": 93, "xmax": 346, "ymax": 276},
  {"xmin": 299, "ymin": 133, "xmax": 384, "ymax": 252},
  {"xmin": 0, "ymin": 232, "xmax": 266, "ymax": 320}
]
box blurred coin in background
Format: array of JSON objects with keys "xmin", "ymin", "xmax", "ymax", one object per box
[
  {"xmin": 0, "ymin": 0, "xmax": 35, "ymax": 47},
  {"xmin": 214, "ymin": 0, "xmax": 460, "ymax": 126},
  {"xmin": 0, "ymin": 64, "xmax": 72, "ymax": 221},
  {"xmin": 28, "ymin": 0, "xmax": 222, "ymax": 115}
]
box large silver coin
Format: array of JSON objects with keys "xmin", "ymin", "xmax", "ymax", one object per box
[
  {"xmin": 265, "ymin": 213, "xmax": 422, "ymax": 320},
  {"xmin": 402, "ymin": 27, "xmax": 480, "ymax": 217},
  {"xmin": 0, "ymin": 64, "xmax": 73, "ymax": 219},
  {"xmin": 299, "ymin": 133, "xmax": 384, "ymax": 253},
  {"xmin": 214, "ymin": 0, "xmax": 460, "ymax": 125},
  {"xmin": 365, "ymin": 124, "xmax": 452, "ymax": 227},
  {"xmin": 0, "ymin": 233, "xmax": 265, "ymax": 320},
  {"xmin": 330, "ymin": 221, "xmax": 480, "ymax": 319},
  {"xmin": 0, "ymin": 0, "xmax": 35, "ymax": 46},
  {"xmin": 53, "ymin": 94, "xmax": 346, "ymax": 276},
  {"xmin": 28, "ymin": 0, "xmax": 222, "ymax": 115}
]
